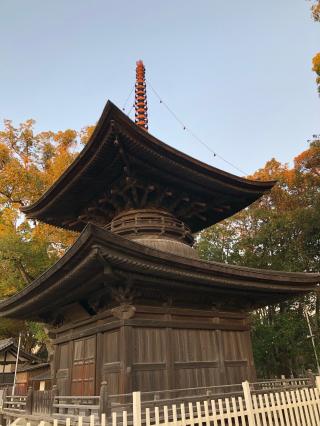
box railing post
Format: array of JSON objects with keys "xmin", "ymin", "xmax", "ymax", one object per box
[
  {"xmin": 25, "ymin": 386, "xmax": 33, "ymax": 415},
  {"xmin": 2, "ymin": 387, "xmax": 7, "ymax": 408},
  {"xmin": 99, "ymin": 381, "xmax": 109, "ymax": 417},
  {"xmin": 315, "ymin": 376, "xmax": 320, "ymax": 391},
  {"xmin": 132, "ymin": 391, "xmax": 141, "ymax": 426},
  {"xmin": 307, "ymin": 369, "xmax": 315, "ymax": 386},
  {"xmin": 242, "ymin": 381, "xmax": 256, "ymax": 426},
  {"xmin": 50, "ymin": 384, "xmax": 58, "ymax": 415}
]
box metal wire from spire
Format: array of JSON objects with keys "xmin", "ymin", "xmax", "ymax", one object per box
[{"xmin": 147, "ymin": 80, "xmax": 249, "ymax": 176}]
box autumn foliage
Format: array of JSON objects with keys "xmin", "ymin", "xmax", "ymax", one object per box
[{"xmin": 0, "ymin": 120, "xmax": 93, "ymax": 353}]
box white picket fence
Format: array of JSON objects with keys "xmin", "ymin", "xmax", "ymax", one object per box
[{"xmin": 7, "ymin": 377, "xmax": 320, "ymax": 426}]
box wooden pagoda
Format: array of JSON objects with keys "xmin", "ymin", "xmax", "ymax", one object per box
[{"xmin": 0, "ymin": 63, "xmax": 318, "ymax": 397}]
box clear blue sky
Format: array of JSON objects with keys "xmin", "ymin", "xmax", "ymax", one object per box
[{"xmin": 1, "ymin": 0, "xmax": 319, "ymax": 175}]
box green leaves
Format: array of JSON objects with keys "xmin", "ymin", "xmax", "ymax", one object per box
[{"xmin": 196, "ymin": 138, "xmax": 320, "ymax": 377}]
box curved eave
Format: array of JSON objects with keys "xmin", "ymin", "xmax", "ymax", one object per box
[
  {"xmin": 21, "ymin": 101, "xmax": 276, "ymax": 232},
  {"xmin": 0, "ymin": 225, "xmax": 318, "ymax": 321}
]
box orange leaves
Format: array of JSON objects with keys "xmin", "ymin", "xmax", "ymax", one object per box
[
  {"xmin": 80, "ymin": 125, "xmax": 95, "ymax": 145},
  {"xmin": 312, "ymin": 53, "xmax": 320, "ymax": 76},
  {"xmin": 311, "ymin": 1, "xmax": 320, "ymax": 21},
  {"xmin": 0, "ymin": 118, "xmax": 82, "ymax": 278},
  {"xmin": 312, "ymin": 53, "xmax": 320, "ymax": 94}
]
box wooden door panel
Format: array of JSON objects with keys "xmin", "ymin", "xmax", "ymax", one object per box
[{"xmin": 71, "ymin": 336, "xmax": 96, "ymax": 396}]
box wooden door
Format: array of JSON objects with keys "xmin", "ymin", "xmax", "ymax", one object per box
[{"xmin": 71, "ymin": 336, "xmax": 96, "ymax": 396}]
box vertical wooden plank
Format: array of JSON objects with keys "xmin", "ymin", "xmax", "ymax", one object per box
[
  {"xmin": 101, "ymin": 413, "xmax": 106, "ymax": 426},
  {"xmin": 301, "ymin": 388, "xmax": 313, "ymax": 426},
  {"xmin": 258, "ymin": 395, "xmax": 267, "ymax": 426},
  {"xmin": 66, "ymin": 417, "xmax": 71, "ymax": 426},
  {"xmin": 242, "ymin": 381, "xmax": 255, "ymax": 426},
  {"xmin": 309, "ymin": 388, "xmax": 320, "ymax": 424},
  {"xmin": 180, "ymin": 403, "xmax": 186, "ymax": 426},
  {"xmin": 225, "ymin": 398, "xmax": 232, "ymax": 426},
  {"xmin": 203, "ymin": 400, "xmax": 210, "ymax": 426},
  {"xmin": 307, "ymin": 388, "xmax": 317, "ymax": 426},
  {"xmin": 210, "ymin": 399, "xmax": 218, "ymax": 426},
  {"xmin": 263, "ymin": 394, "xmax": 273, "ymax": 426},
  {"xmin": 314, "ymin": 388, "xmax": 320, "ymax": 419},
  {"xmin": 290, "ymin": 390, "xmax": 301, "ymax": 426},
  {"xmin": 90, "ymin": 414, "xmax": 95, "ymax": 426},
  {"xmin": 68, "ymin": 340, "xmax": 74, "ymax": 395},
  {"xmin": 275, "ymin": 392, "xmax": 285, "ymax": 426},
  {"xmin": 172, "ymin": 404, "xmax": 178, "ymax": 425},
  {"xmin": 295, "ymin": 389, "xmax": 307, "ymax": 426},
  {"xmin": 96, "ymin": 332, "xmax": 103, "ymax": 395},
  {"xmin": 146, "ymin": 408, "xmax": 151, "ymax": 426},
  {"xmin": 231, "ymin": 397, "xmax": 240, "ymax": 426},
  {"xmin": 53, "ymin": 419, "xmax": 58, "ymax": 426},
  {"xmin": 238, "ymin": 397, "xmax": 246, "ymax": 426},
  {"xmin": 196, "ymin": 401, "xmax": 202, "ymax": 426},
  {"xmin": 163, "ymin": 405, "xmax": 169, "ymax": 426},
  {"xmin": 133, "ymin": 392, "xmax": 141, "ymax": 426},
  {"xmin": 252, "ymin": 395, "xmax": 261, "ymax": 426},
  {"xmin": 123, "ymin": 325, "xmax": 133, "ymax": 394},
  {"xmin": 216, "ymin": 330, "xmax": 226, "ymax": 386},
  {"xmin": 123, "ymin": 411, "xmax": 128, "ymax": 426},
  {"xmin": 188, "ymin": 402, "xmax": 194, "ymax": 426},
  {"xmin": 165, "ymin": 325, "xmax": 174, "ymax": 390},
  {"xmin": 112, "ymin": 412, "xmax": 117, "ymax": 426},
  {"xmin": 78, "ymin": 416, "xmax": 83, "ymax": 426},
  {"xmin": 155, "ymin": 407, "xmax": 160, "ymax": 426},
  {"xmin": 279, "ymin": 392, "xmax": 291, "ymax": 426},
  {"xmin": 269, "ymin": 393, "xmax": 279, "ymax": 426},
  {"xmin": 218, "ymin": 399, "xmax": 224, "ymax": 426}
]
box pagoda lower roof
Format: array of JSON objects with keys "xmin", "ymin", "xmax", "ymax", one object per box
[
  {"xmin": 0, "ymin": 224, "xmax": 318, "ymax": 321},
  {"xmin": 21, "ymin": 101, "xmax": 275, "ymax": 233}
]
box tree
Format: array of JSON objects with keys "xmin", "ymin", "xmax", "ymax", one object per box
[
  {"xmin": 0, "ymin": 119, "xmax": 95, "ymax": 355},
  {"xmin": 310, "ymin": 0, "xmax": 320, "ymax": 21},
  {"xmin": 196, "ymin": 138, "xmax": 320, "ymax": 377}
]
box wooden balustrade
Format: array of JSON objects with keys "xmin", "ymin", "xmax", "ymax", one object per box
[{"xmin": 0, "ymin": 376, "xmax": 317, "ymax": 424}]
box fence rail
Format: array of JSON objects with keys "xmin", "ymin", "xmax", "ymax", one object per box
[{"xmin": 2, "ymin": 376, "xmax": 319, "ymax": 426}]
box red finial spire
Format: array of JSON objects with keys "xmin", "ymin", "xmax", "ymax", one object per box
[{"xmin": 135, "ymin": 60, "xmax": 148, "ymax": 131}]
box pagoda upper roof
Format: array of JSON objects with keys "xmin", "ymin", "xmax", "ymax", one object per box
[
  {"xmin": 0, "ymin": 224, "xmax": 318, "ymax": 321},
  {"xmin": 21, "ymin": 101, "xmax": 275, "ymax": 233}
]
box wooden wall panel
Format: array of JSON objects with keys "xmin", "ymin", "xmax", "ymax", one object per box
[
  {"xmin": 103, "ymin": 330, "xmax": 121, "ymax": 394},
  {"xmin": 132, "ymin": 328, "xmax": 167, "ymax": 392},
  {"xmin": 56, "ymin": 342, "xmax": 70, "ymax": 395},
  {"xmin": 175, "ymin": 367, "xmax": 220, "ymax": 388},
  {"xmin": 103, "ymin": 331, "xmax": 120, "ymax": 363},
  {"xmin": 221, "ymin": 331, "xmax": 248, "ymax": 360},
  {"xmin": 132, "ymin": 369, "xmax": 167, "ymax": 392},
  {"xmin": 173, "ymin": 329, "xmax": 219, "ymax": 362},
  {"xmin": 225, "ymin": 364, "xmax": 249, "ymax": 384},
  {"xmin": 221, "ymin": 330, "xmax": 254, "ymax": 383},
  {"xmin": 133, "ymin": 328, "xmax": 166, "ymax": 363}
]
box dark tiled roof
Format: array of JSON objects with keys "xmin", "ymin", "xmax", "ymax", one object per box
[{"xmin": 0, "ymin": 224, "xmax": 318, "ymax": 321}]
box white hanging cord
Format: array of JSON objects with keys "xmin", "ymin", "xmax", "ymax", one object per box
[
  {"xmin": 147, "ymin": 80, "xmax": 249, "ymax": 176},
  {"xmin": 122, "ymin": 86, "xmax": 135, "ymax": 113}
]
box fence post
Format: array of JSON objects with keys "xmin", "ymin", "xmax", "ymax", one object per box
[
  {"xmin": 132, "ymin": 391, "xmax": 142, "ymax": 426},
  {"xmin": 315, "ymin": 376, "xmax": 320, "ymax": 391},
  {"xmin": 25, "ymin": 386, "xmax": 34, "ymax": 415},
  {"xmin": 2, "ymin": 386, "xmax": 7, "ymax": 408},
  {"xmin": 242, "ymin": 381, "xmax": 256, "ymax": 426},
  {"xmin": 50, "ymin": 384, "xmax": 58, "ymax": 415},
  {"xmin": 99, "ymin": 381, "xmax": 109, "ymax": 417}
]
